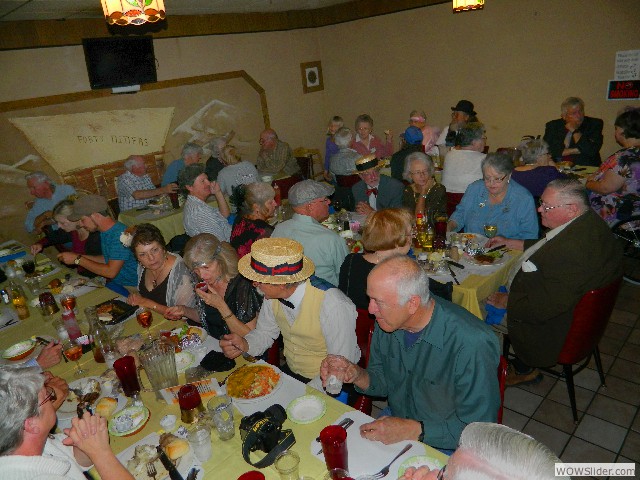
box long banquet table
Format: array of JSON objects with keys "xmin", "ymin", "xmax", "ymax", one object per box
[{"xmin": 0, "ymin": 254, "xmax": 448, "ymax": 480}]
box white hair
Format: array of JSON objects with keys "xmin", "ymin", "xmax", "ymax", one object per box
[
  {"xmin": 451, "ymin": 423, "xmax": 568, "ymax": 480},
  {"xmin": 124, "ymin": 155, "xmax": 144, "ymax": 171},
  {"xmin": 374, "ymin": 255, "xmax": 431, "ymax": 306},
  {"xmin": 403, "ymin": 152, "xmax": 434, "ymax": 182}
]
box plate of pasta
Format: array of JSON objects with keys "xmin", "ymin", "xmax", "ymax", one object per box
[{"xmin": 225, "ymin": 364, "xmax": 283, "ymax": 401}]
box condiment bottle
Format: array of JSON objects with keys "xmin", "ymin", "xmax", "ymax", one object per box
[
  {"xmin": 86, "ymin": 306, "xmax": 111, "ymax": 364},
  {"xmin": 415, "ymin": 212, "xmax": 426, "ymax": 249},
  {"xmin": 7, "ymin": 281, "xmax": 29, "ymax": 319}
]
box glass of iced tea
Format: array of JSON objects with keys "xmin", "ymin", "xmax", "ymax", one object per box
[
  {"xmin": 60, "ymin": 294, "xmax": 76, "ymax": 312},
  {"xmin": 62, "ymin": 338, "xmax": 86, "ymax": 377},
  {"xmin": 484, "ymin": 224, "xmax": 498, "ymax": 239},
  {"xmin": 136, "ymin": 308, "xmax": 154, "ymax": 341}
]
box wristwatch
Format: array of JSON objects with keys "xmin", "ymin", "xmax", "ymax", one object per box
[{"xmin": 74, "ymin": 255, "xmax": 82, "ymax": 265}]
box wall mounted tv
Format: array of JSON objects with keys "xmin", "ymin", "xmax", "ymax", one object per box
[{"xmin": 83, "ymin": 36, "xmax": 157, "ymax": 90}]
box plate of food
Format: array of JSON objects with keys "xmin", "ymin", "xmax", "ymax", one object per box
[
  {"xmin": 287, "ymin": 395, "xmax": 326, "ymax": 424},
  {"xmin": 463, "ymin": 250, "xmax": 508, "ymax": 266},
  {"xmin": 95, "ymin": 299, "xmax": 138, "ymax": 325},
  {"xmin": 58, "ymin": 376, "xmax": 126, "ymax": 422},
  {"xmin": 118, "ymin": 432, "xmax": 194, "ymax": 480},
  {"xmin": 226, "ymin": 364, "xmax": 283, "ymax": 400},
  {"xmin": 108, "ymin": 405, "xmax": 150, "ymax": 437},
  {"xmin": 2, "ymin": 339, "xmax": 36, "ymax": 361},
  {"xmin": 397, "ymin": 455, "xmax": 447, "ymax": 478},
  {"xmin": 163, "ymin": 325, "xmax": 207, "ymax": 352}
]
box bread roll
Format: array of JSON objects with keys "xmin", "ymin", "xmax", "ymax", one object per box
[
  {"xmin": 95, "ymin": 397, "xmax": 118, "ymax": 418},
  {"xmin": 160, "ymin": 433, "xmax": 190, "ymax": 460}
]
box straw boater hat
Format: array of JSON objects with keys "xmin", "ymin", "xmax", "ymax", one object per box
[
  {"xmin": 237, "ymin": 238, "xmax": 315, "ymax": 284},
  {"xmin": 353, "ymin": 153, "xmax": 382, "ymax": 175}
]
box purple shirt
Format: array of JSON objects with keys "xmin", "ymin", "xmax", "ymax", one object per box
[{"xmin": 511, "ymin": 166, "xmax": 565, "ymax": 198}]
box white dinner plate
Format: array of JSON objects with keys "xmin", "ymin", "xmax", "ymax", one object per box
[
  {"xmin": 57, "ymin": 376, "xmax": 126, "ymax": 422},
  {"xmin": 397, "ymin": 455, "xmax": 447, "ymax": 477},
  {"xmin": 462, "ymin": 252, "xmax": 508, "ymax": 267}
]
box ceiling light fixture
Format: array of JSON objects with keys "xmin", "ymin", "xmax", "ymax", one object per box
[
  {"xmin": 101, "ymin": 0, "xmax": 166, "ymax": 26},
  {"xmin": 453, "ymin": 0, "xmax": 484, "ymax": 13}
]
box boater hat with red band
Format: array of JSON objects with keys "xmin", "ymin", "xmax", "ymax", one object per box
[{"xmin": 237, "ymin": 238, "xmax": 315, "ymax": 284}]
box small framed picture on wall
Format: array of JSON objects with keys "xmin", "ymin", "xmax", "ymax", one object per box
[{"xmin": 300, "ymin": 61, "xmax": 324, "ymax": 94}]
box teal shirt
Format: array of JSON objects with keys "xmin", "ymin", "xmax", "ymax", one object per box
[{"xmin": 360, "ymin": 297, "xmax": 500, "ymax": 450}]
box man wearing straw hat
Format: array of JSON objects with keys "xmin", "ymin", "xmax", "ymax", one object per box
[
  {"xmin": 352, "ymin": 153, "xmax": 404, "ymax": 215},
  {"xmin": 221, "ymin": 238, "xmax": 360, "ymax": 384},
  {"xmin": 272, "ymin": 179, "xmax": 349, "ymax": 286}
]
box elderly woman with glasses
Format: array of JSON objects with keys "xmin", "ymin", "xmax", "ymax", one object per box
[
  {"xmin": 402, "ymin": 152, "xmax": 447, "ymax": 220},
  {"xmin": 126, "ymin": 223, "xmax": 197, "ymax": 321},
  {"xmin": 339, "ymin": 208, "xmax": 413, "ymax": 309},
  {"xmin": 511, "ymin": 139, "xmax": 565, "ymax": 198},
  {"xmin": 181, "ymin": 233, "xmax": 262, "ymax": 338},
  {"xmin": 0, "ymin": 366, "xmax": 134, "ymax": 480},
  {"xmin": 448, "ymin": 153, "xmax": 538, "ymax": 240}
]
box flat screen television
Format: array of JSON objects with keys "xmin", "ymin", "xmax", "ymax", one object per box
[{"xmin": 83, "ymin": 36, "xmax": 157, "ymax": 90}]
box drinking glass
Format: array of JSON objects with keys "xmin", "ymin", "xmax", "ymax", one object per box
[
  {"xmin": 22, "ymin": 260, "xmax": 36, "ymax": 275},
  {"xmin": 484, "ymin": 224, "xmax": 498, "ymax": 238},
  {"xmin": 207, "ymin": 394, "xmax": 235, "ymax": 440},
  {"xmin": 62, "ymin": 339, "xmax": 86, "ymax": 377},
  {"xmin": 114, "ymin": 355, "xmax": 141, "ymax": 397},
  {"xmin": 136, "ymin": 307, "xmax": 153, "ymax": 342},
  {"xmin": 322, "ymin": 469, "xmax": 354, "ymax": 480},
  {"xmin": 274, "ymin": 451, "xmax": 300, "ymax": 480},
  {"xmin": 60, "ymin": 294, "xmax": 76, "ymax": 312},
  {"xmin": 320, "ymin": 425, "xmax": 349, "ymax": 472},
  {"xmin": 188, "ymin": 425, "xmax": 213, "ymax": 462},
  {"xmin": 179, "ymin": 384, "xmax": 204, "ymax": 424}
]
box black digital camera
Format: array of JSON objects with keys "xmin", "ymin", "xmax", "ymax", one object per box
[{"xmin": 239, "ymin": 404, "xmax": 287, "ymax": 453}]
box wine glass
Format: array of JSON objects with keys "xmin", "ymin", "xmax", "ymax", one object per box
[
  {"xmin": 22, "ymin": 260, "xmax": 36, "ymax": 275},
  {"xmin": 63, "ymin": 339, "xmax": 86, "ymax": 377},
  {"xmin": 136, "ymin": 307, "xmax": 154, "ymax": 342},
  {"xmin": 484, "ymin": 224, "xmax": 498, "ymax": 239}
]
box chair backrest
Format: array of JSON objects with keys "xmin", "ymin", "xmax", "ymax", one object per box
[
  {"xmin": 273, "ymin": 175, "xmax": 303, "ymax": 200},
  {"xmin": 446, "ymin": 192, "xmax": 464, "ymax": 217},
  {"xmin": 497, "ymin": 355, "xmax": 508, "ymax": 424},
  {"xmin": 557, "ymin": 277, "xmax": 622, "ymax": 365},
  {"xmin": 336, "ymin": 174, "xmax": 361, "ymax": 188},
  {"xmin": 293, "ymin": 147, "xmax": 321, "ymax": 179},
  {"xmin": 355, "ymin": 308, "xmax": 375, "ymax": 368}
]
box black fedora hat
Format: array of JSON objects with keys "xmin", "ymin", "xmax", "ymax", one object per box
[{"xmin": 451, "ymin": 100, "xmax": 476, "ymax": 116}]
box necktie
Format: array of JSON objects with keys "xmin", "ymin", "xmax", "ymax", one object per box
[
  {"xmin": 366, "ymin": 187, "xmax": 378, "ymax": 196},
  {"xmin": 278, "ymin": 298, "xmax": 294, "ymax": 309}
]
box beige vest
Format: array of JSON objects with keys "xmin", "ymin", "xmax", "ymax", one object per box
[{"xmin": 273, "ymin": 280, "xmax": 328, "ymax": 379}]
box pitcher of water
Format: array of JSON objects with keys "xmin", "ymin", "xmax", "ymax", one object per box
[{"xmin": 139, "ymin": 340, "xmax": 179, "ymax": 392}]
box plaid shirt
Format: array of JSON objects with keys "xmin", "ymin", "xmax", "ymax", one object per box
[{"xmin": 117, "ymin": 171, "xmax": 155, "ymax": 212}]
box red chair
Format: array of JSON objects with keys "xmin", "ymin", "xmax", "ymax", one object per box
[
  {"xmin": 266, "ymin": 335, "xmax": 282, "ymax": 367},
  {"xmin": 497, "ymin": 355, "xmax": 508, "ymax": 424},
  {"xmin": 504, "ymin": 277, "xmax": 622, "ymax": 423},
  {"xmin": 446, "ymin": 192, "xmax": 463, "ymax": 216},
  {"xmin": 351, "ymin": 308, "xmax": 375, "ymax": 415},
  {"xmin": 273, "ymin": 175, "xmax": 303, "ymax": 200}
]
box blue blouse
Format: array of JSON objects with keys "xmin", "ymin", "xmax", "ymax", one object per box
[{"xmin": 450, "ymin": 179, "xmax": 539, "ymax": 240}]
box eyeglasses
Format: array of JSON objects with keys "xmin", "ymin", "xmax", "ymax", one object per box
[
  {"xmin": 436, "ymin": 464, "xmax": 447, "ymax": 480},
  {"xmin": 409, "ymin": 170, "xmax": 429, "ymax": 177},
  {"xmin": 39, "ymin": 386, "xmax": 57, "ymax": 407},
  {"xmin": 483, "ymin": 174, "xmax": 507, "ymax": 185},
  {"xmin": 309, "ymin": 197, "xmax": 330, "ymax": 205},
  {"xmin": 538, "ymin": 199, "xmax": 574, "ymax": 212}
]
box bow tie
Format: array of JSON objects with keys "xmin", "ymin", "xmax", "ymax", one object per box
[
  {"xmin": 278, "ymin": 298, "xmax": 295, "ymax": 309},
  {"xmin": 365, "ymin": 187, "xmax": 378, "ymax": 196}
]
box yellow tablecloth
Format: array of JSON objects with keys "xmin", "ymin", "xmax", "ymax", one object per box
[{"xmin": 0, "ymin": 262, "xmax": 448, "ymax": 480}]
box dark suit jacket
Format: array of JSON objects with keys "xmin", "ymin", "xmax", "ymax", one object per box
[
  {"xmin": 507, "ymin": 209, "xmax": 623, "ymax": 367},
  {"xmin": 543, "ymin": 116, "xmax": 604, "ymax": 166},
  {"xmin": 352, "ymin": 174, "xmax": 404, "ymax": 210}
]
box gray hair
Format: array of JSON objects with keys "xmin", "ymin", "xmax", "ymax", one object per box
[
  {"xmin": 403, "ymin": 152, "xmax": 434, "ymax": 182},
  {"xmin": 178, "ymin": 163, "xmax": 206, "ymax": 191},
  {"xmin": 482, "ymin": 153, "xmax": 514, "ymax": 176},
  {"xmin": 561, "ymin": 97, "xmax": 585, "ymax": 115},
  {"xmin": 0, "ymin": 366, "xmax": 44, "ymax": 455},
  {"xmin": 220, "ymin": 145, "xmax": 241, "ymax": 166},
  {"xmin": 209, "ymin": 137, "xmax": 228, "ymax": 158},
  {"xmin": 182, "ymin": 142, "xmax": 203, "ymax": 159},
  {"xmin": 546, "ymin": 178, "xmax": 589, "ymax": 213},
  {"xmin": 374, "ymin": 255, "xmax": 431, "ymax": 307},
  {"xmin": 451, "ymin": 422, "xmax": 568, "ymax": 480},
  {"xmin": 25, "ymin": 171, "xmax": 55, "ymax": 192},
  {"xmin": 239, "ymin": 182, "xmax": 275, "ymax": 216},
  {"xmin": 455, "ymin": 122, "xmax": 485, "ymax": 147},
  {"xmin": 124, "ymin": 155, "xmax": 144, "ymax": 171},
  {"xmin": 334, "ymin": 127, "xmax": 354, "ymax": 148},
  {"xmin": 519, "ymin": 139, "xmax": 549, "ymax": 165},
  {"xmin": 183, "ymin": 233, "xmax": 239, "ymax": 281}
]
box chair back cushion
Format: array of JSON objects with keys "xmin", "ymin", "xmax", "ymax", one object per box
[
  {"xmin": 446, "ymin": 192, "xmax": 464, "ymax": 216},
  {"xmin": 273, "ymin": 175, "xmax": 303, "ymax": 200},
  {"xmin": 497, "ymin": 355, "xmax": 508, "ymax": 424},
  {"xmin": 557, "ymin": 277, "xmax": 622, "ymax": 364},
  {"xmin": 355, "ymin": 308, "xmax": 375, "ymax": 368}
]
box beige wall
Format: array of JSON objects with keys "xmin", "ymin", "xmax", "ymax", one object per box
[{"xmin": 1, "ymin": 0, "xmax": 638, "ymax": 244}]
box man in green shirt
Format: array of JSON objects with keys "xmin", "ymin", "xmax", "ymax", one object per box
[{"xmin": 321, "ymin": 255, "xmax": 500, "ymax": 451}]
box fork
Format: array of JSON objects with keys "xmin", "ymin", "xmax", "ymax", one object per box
[
  {"xmin": 231, "ymin": 342, "xmax": 258, "ymax": 363},
  {"xmin": 146, "ymin": 462, "xmax": 157, "ymax": 479},
  {"xmin": 370, "ymin": 444, "xmax": 412, "ymax": 479}
]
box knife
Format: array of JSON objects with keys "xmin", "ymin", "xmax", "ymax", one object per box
[
  {"xmin": 447, "ymin": 263, "xmax": 460, "ymax": 285},
  {"xmin": 446, "ymin": 259, "xmax": 464, "ymax": 269},
  {"xmin": 157, "ymin": 446, "xmax": 185, "ymax": 480},
  {"xmin": 316, "ymin": 418, "xmax": 354, "ymax": 454},
  {"xmin": 486, "ymin": 245, "xmax": 506, "ymax": 253}
]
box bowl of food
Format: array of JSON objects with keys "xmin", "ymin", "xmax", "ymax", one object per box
[
  {"xmin": 226, "ymin": 364, "xmax": 282, "ymax": 400},
  {"xmin": 2, "ymin": 339, "xmax": 37, "ymax": 361}
]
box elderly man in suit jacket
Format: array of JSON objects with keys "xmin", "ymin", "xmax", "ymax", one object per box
[
  {"xmin": 486, "ymin": 178, "xmax": 622, "ymax": 386},
  {"xmin": 352, "ymin": 154, "xmax": 404, "ymax": 215},
  {"xmin": 543, "ymin": 96, "xmax": 603, "ymax": 167}
]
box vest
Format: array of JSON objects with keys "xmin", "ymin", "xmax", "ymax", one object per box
[{"xmin": 272, "ymin": 279, "xmax": 328, "ymax": 379}]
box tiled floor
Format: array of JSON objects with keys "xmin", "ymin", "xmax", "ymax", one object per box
[
  {"xmin": 370, "ymin": 281, "xmax": 640, "ymax": 479},
  {"xmin": 501, "ymin": 281, "xmax": 640, "ymax": 479}
]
